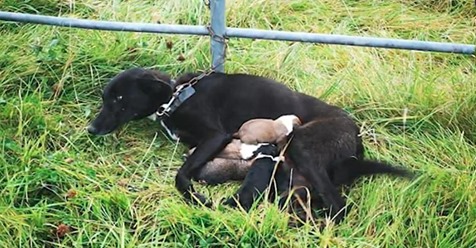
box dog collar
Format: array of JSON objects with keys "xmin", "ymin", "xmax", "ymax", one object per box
[
  {"xmin": 155, "ymin": 70, "xmax": 215, "ymax": 118},
  {"xmin": 155, "ymin": 84, "xmax": 196, "ymax": 118}
]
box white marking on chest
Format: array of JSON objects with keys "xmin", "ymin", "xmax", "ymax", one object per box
[
  {"xmin": 147, "ymin": 114, "xmax": 158, "ymax": 121},
  {"xmin": 147, "ymin": 114, "xmax": 180, "ymax": 141},
  {"xmin": 239, "ymin": 143, "xmax": 274, "ymax": 160},
  {"xmin": 239, "ymin": 143, "xmax": 261, "ymax": 160},
  {"xmin": 160, "ymin": 120, "xmax": 180, "ymax": 141}
]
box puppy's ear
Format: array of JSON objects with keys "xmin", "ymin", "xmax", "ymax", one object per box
[{"xmin": 294, "ymin": 117, "xmax": 302, "ymax": 127}]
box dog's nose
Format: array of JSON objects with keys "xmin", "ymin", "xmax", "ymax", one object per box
[{"xmin": 86, "ymin": 125, "xmax": 97, "ymax": 134}]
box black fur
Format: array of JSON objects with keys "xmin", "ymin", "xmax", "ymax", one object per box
[
  {"xmin": 328, "ymin": 157, "xmax": 414, "ymax": 187},
  {"xmin": 87, "ymin": 68, "xmax": 173, "ymax": 135},
  {"xmin": 222, "ymin": 157, "xmax": 278, "ymax": 211},
  {"xmin": 223, "ymin": 152, "xmax": 414, "ymax": 224},
  {"xmin": 87, "ymin": 68, "xmax": 413, "ymax": 224}
]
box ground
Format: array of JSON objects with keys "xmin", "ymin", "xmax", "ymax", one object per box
[{"xmin": 0, "ymin": 0, "xmax": 475, "ymax": 247}]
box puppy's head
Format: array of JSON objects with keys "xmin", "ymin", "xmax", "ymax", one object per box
[
  {"xmin": 87, "ymin": 68, "xmax": 173, "ymax": 135},
  {"xmin": 275, "ymin": 114, "xmax": 302, "ymax": 135},
  {"xmin": 252, "ymin": 143, "xmax": 279, "ymax": 158}
]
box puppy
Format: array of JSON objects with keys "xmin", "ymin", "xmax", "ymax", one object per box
[
  {"xmin": 187, "ymin": 139, "xmax": 251, "ymax": 185},
  {"xmin": 222, "ymin": 144, "xmax": 282, "ymax": 210},
  {"xmin": 190, "ymin": 115, "xmax": 298, "ymax": 185},
  {"xmin": 273, "ymin": 155, "xmax": 414, "ymax": 226},
  {"xmin": 192, "ymin": 143, "xmax": 280, "ymax": 185},
  {"xmin": 194, "ymin": 158, "xmax": 251, "ymax": 185},
  {"xmin": 233, "ymin": 115, "xmax": 301, "ymax": 146},
  {"xmin": 187, "ymin": 138, "xmax": 282, "ymax": 185}
]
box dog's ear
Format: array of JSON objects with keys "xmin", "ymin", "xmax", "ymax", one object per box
[{"xmin": 138, "ymin": 70, "xmax": 173, "ymax": 101}]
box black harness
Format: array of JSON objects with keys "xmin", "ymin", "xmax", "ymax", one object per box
[{"xmin": 152, "ymin": 71, "xmax": 214, "ymax": 141}]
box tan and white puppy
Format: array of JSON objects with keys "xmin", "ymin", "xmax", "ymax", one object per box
[{"xmin": 233, "ymin": 114, "xmax": 302, "ymax": 146}]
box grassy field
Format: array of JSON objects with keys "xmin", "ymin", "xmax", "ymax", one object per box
[{"xmin": 1, "ymin": 0, "xmax": 475, "ymax": 247}]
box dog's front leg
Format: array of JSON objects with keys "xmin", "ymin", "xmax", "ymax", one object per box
[{"xmin": 175, "ymin": 133, "xmax": 232, "ymax": 205}]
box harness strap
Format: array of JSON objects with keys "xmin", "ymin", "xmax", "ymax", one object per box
[
  {"xmin": 155, "ymin": 70, "xmax": 215, "ymax": 118},
  {"xmin": 266, "ymin": 134, "xmax": 294, "ymax": 200}
]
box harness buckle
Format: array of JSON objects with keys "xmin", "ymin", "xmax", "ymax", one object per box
[{"xmin": 155, "ymin": 70, "xmax": 213, "ymax": 118}]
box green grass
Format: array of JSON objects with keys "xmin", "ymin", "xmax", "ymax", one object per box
[{"xmin": 1, "ymin": 0, "xmax": 475, "ymax": 247}]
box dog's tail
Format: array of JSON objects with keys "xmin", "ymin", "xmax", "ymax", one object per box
[{"xmin": 329, "ymin": 157, "xmax": 414, "ymax": 187}]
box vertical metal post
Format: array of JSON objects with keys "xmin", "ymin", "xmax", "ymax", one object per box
[{"xmin": 210, "ymin": 0, "xmax": 226, "ymax": 72}]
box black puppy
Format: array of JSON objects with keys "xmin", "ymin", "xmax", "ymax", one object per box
[
  {"xmin": 87, "ymin": 68, "xmax": 412, "ymax": 224},
  {"xmin": 222, "ymin": 143, "xmax": 282, "ymax": 211},
  {"xmin": 275, "ymin": 155, "xmax": 413, "ymax": 226},
  {"xmin": 220, "ymin": 142, "xmax": 412, "ymax": 223}
]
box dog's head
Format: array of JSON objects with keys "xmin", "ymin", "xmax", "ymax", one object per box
[{"xmin": 87, "ymin": 68, "xmax": 173, "ymax": 135}]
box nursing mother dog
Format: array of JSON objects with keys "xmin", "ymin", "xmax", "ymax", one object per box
[{"xmin": 87, "ymin": 68, "xmax": 412, "ymax": 225}]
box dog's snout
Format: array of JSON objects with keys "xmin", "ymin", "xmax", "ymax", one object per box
[{"xmin": 86, "ymin": 125, "xmax": 98, "ymax": 134}]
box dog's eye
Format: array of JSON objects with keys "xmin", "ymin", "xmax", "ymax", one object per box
[{"xmin": 112, "ymin": 96, "xmax": 123, "ymax": 103}]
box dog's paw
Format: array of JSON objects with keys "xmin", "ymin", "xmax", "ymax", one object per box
[
  {"xmin": 197, "ymin": 179, "xmax": 208, "ymax": 185},
  {"xmin": 287, "ymin": 219, "xmax": 304, "ymax": 228},
  {"xmin": 189, "ymin": 192, "xmax": 212, "ymax": 208},
  {"xmin": 222, "ymin": 195, "xmax": 255, "ymax": 211},
  {"xmin": 222, "ymin": 196, "xmax": 239, "ymax": 209}
]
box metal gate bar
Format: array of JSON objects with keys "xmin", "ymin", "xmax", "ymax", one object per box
[{"xmin": 1, "ymin": 2, "xmax": 474, "ymax": 73}]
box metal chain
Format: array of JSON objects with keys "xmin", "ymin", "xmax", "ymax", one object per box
[
  {"xmin": 168, "ymin": 0, "xmax": 228, "ymax": 89},
  {"xmin": 182, "ymin": 69, "xmax": 215, "ymax": 88},
  {"xmin": 202, "ymin": 0, "xmax": 228, "ymax": 71},
  {"xmin": 206, "ymin": 25, "xmax": 228, "ymax": 71},
  {"xmin": 203, "ymin": 0, "xmax": 210, "ymax": 9}
]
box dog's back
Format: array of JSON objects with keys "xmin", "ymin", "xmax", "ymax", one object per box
[{"xmin": 172, "ymin": 73, "xmax": 348, "ymax": 137}]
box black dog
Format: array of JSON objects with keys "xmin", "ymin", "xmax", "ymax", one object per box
[{"xmin": 87, "ymin": 68, "xmax": 412, "ymax": 224}]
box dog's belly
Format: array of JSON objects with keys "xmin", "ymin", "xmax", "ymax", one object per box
[{"xmin": 169, "ymin": 73, "xmax": 344, "ymax": 146}]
